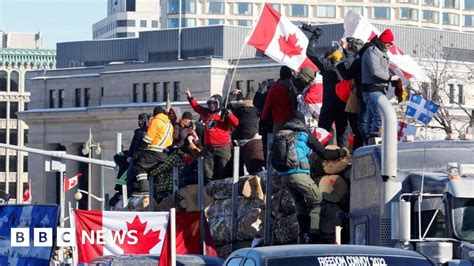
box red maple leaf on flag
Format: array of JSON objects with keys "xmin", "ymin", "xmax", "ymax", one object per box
[
  {"xmin": 278, "ymin": 33, "xmax": 303, "ymax": 60},
  {"xmin": 114, "ymin": 215, "xmax": 161, "ymax": 254}
]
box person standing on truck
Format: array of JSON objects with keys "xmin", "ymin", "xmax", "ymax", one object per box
[
  {"xmin": 272, "ymin": 112, "xmax": 347, "ymax": 244},
  {"xmin": 185, "ymin": 88, "xmax": 239, "ymax": 182},
  {"xmin": 360, "ymin": 29, "xmax": 400, "ymax": 140}
]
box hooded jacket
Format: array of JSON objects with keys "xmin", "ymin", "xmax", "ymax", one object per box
[
  {"xmin": 143, "ymin": 113, "xmax": 174, "ymax": 152},
  {"xmin": 128, "ymin": 113, "xmax": 149, "ymax": 159},
  {"xmin": 230, "ymin": 101, "xmax": 259, "ymax": 140},
  {"xmin": 278, "ymin": 118, "xmax": 346, "ymax": 176},
  {"xmin": 361, "ymin": 37, "xmax": 392, "ymax": 93},
  {"xmin": 261, "ymin": 79, "xmax": 294, "ymax": 123},
  {"xmin": 306, "ymin": 35, "xmax": 346, "ymax": 107},
  {"xmin": 188, "ymin": 96, "xmax": 239, "ymax": 147}
]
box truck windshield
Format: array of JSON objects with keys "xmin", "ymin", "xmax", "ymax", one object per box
[{"xmin": 452, "ymin": 198, "xmax": 474, "ymax": 242}]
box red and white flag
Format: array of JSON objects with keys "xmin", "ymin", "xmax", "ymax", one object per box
[
  {"xmin": 64, "ymin": 172, "xmax": 82, "ymax": 192},
  {"xmin": 74, "ymin": 210, "xmax": 169, "ymax": 264},
  {"xmin": 313, "ymin": 127, "xmax": 333, "ymax": 145},
  {"xmin": 398, "ymin": 121, "xmax": 417, "ymax": 141},
  {"xmin": 23, "ymin": 182, "xmax": 31, "ymax": 203},
  {"xmin": 343, "ymin": 10, "xmax": 428, "ymax": 82},
  {"xmin": 247, "ymin": 3, "xmax": 317, "ymax": 72}
]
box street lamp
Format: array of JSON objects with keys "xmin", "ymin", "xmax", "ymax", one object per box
[{"xmin": 82, "ymin": 127, "xmax": 101, "ymax": 210}]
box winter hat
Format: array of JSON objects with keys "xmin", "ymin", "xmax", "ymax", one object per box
[
  {"xmin": 280, "ymin": 66, "xmax": 293, "ymax": 80},
  {"xmin": 207, "ymin": 94, "xmax": 223, "ymax": 109},
  {"xmin": 182, "ymin": 111, "xmax": 193, "ymax": 120},
  {"xmin": 153, "ymin": 106, "xmax": 166, "ymax": 116},
  {"xmin": 299, "ymin": 66, "xmax": 317, "ymax": 84},
  {"xmin": 379, "ymin": 29, "xmax": 394, "ymax": 45}
]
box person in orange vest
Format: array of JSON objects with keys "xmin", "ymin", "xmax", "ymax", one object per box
[{"xmin": 134, "ymin": 106, "xmax": 174, "ymax": 195}]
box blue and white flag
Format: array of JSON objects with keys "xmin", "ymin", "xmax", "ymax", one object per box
[{"xmin": 405, "ymin": 93, "xmax": 439, "ymax": 125}]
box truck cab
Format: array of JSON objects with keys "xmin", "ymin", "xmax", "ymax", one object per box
[{"xmin": 350, "ymin": 140, "xmax": 474, "ymax": 264}]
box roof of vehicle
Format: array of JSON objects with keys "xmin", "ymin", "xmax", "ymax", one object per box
[
  {"xmin": 91, "ymin": 254, "xmax": 224, "ymax": 266},
  {"xmin": 229, "ymin": 244, "xmax": 429, "ymax": 259}
]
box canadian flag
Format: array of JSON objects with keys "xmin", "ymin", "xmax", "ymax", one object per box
[
  {"xmin": 74, "ymin": 210, "xmax": 169, "ymax": 264},
  {"xmin": 23, "ymin": 182, "xmax": 31, "ymax": 203},
  {"xmin": 313, "ymin": 127, "xmax": 333, "ymax": 145},
  {"xmin": 398, "ymin": 121, "xmax": 417, "ymax": 141},
  {"xmin": 64, "ymin": 172, "xmax": 82, "ymax": 192},
  {"xmin": 247, "ymin": 3, "xmax": 317, "ymax": 71},
  {"xmin": 343, "ymin": 10, "xmax": 428, "ymax": 82}
]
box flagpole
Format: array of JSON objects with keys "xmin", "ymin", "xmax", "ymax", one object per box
[
  {"xmin": 59, "ymin": 170, "xmax": 65, "ymax": 264},
  {"xmin": 170, "ymin": 208, "xmax": 176, "ymax": 266}
]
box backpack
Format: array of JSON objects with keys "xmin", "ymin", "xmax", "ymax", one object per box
[{"xmin": 271, "ymin": 130, "xmax": 300, "ymax": 172}]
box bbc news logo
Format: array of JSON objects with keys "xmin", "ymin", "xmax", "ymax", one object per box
[{"xmin": 11, "ymin": 228, "xmax": 138, "ymax": 247}]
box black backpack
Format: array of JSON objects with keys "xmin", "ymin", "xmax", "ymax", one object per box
[{"xmin": 271, "ymin": 130, "xmax": 300, "ymax": 172}]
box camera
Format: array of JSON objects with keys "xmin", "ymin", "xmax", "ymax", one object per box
[{"xmin": 301, "ymin": 23, "xmax": 323, "ymax": 38}]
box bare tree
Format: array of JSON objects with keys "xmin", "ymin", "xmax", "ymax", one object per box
[{"xmin": 412, "ymin": 36, "xmax": 473, "ymax": 135}]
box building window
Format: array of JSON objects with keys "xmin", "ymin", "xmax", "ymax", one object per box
[
  {"xmin": 449, "ymin": 84, "xmax": 455, "ymax": 103},
  {"xmin": 0, "ymin": 156, "xmax": 5, "ymax": 172},
  {"xmin": 345, "ymin": 6, "xmax": 363, "ymax": 16},
  {"xmin": 465, "ymin": 0, "xmax": 474, "ymax": 10},
  {"xmin": 270, "ymin": 3, "xmax": 280, "ymax": 12},
  {"xmin": 373, "ymin": 7, "xmax": 390, "ymax": 19},
  {"xmin": 9, "ymin": 129, "xmax": 17, "ymax": 145},
  {"xmin": 317, "ymin": 5, "xmax": 336, "ymax": 18},
  {"xmin": 236, "ymin": 80, "xmax": 243, "ymax": 91},
  {"xmin": 236, "ymin": 20, "xmax": 252, "ymax": 27},
  {"xmin": 400, "ymin": 0, "xmax": 419, "ymax": 3},
  {"xmin": 49, "ymin": 90, "xmax": 55, "ymax": 108},
  {"xmin": 443, "ymin": 12, "xmax": 459, "ymax": 25},
  {"xmin": 84, "ymin": 88, "xmax": 90, "ymax": 107},
  {"xmin": 206, "ymin": 0, "xmax": 224, "ymax": 14},
  {"xmin": 458, "ymin": 84, "xmax": 464, "ymax": 104},
  {"xmin": 173, "ymin": 82, "xmax": 181, "ymax": 101},
  {"xmin": 163, "ymin": 82, "xmax": 170, "ymax": 102},
  {"xmin": 116, "ymin": 20, "xmax": 135, "ymax": 27},
  {"xmin": 168, "ymin": 0, "xmax": 196, "ymax": 14},
  {"xmin": 126, "ymin": 0, "xmax": 136, "ymax": 11},
  {"xmin": 422, "ymin": 10, "xmax": 439, "ymax": 23},
  {"xmin": 247, "ymin": 80, "xmax": 254, "ymax": 94},
  {"xmin": 10, "ymin": 71, "xmax": 19, "ymax": 92},
  {"xmin": 23, "ymin": 156, "xmax": 28, "ymax": 172},
  {"xmin": 0, "ymin": 102, "xmax": 6, "ymax": 118},
  {"xmin": 140, "ymin": 20, "xmax": 147, "ymax": 27},
  {"xmin": 0, "ymin": 71, "xmax": 6, "ymax": 92},
  {"xmin": 101, "ymin": 87, "xmax": 104, "ymax": 97},
  {"xmin": 422, "ymin": 0, "xmax": 439, "ymax": 6},
  {"xmin": 116, "ymin": 32, "xmax": 135, "ymax": 38},
  {"xmin": 0, "ymin": 129, "xmax": 5, "ymax": 143},
  {"xmin": 152, "ymin": 20, "xmax": 159, "ymax": 28},
  {"xmin": 234, "ymin": 2, "xmax": 252, "ymax": 15},
  {"xmin": 58, "ymin": 89, "xmax": 64, "ymax": 108},
  {"xmin": 167, "ymin": 18, "xmax": 196, "ymax": 28},
  {"xmin": 465, "ymin": 15, "xmax": 474, "ymax": 26},
  {"xmin": 133, "ymin": 84, "xmax": 139, "ymax": 103},
  {"xmin": 9, "ymin": 156, "xmax": 17, "ymax": 173},
  {"xmin": 291, "ymin": 4, "xmax": 308, "ymax": 17},
  {"xmin": 443, "ymin": 0, "xmax": 458, "ymax": 8},
  {"xmin": 75, "ymin": 89, "xmax": 81, "ymax": 107},
  {"xmin": 153, "ymin": 82, "xmax": 160, "ymax": 102},
  {"xmin": 24, "ymin": 129, "xmax": 28, "ymax": 144},
  {"xmin": 143, "ymin": 83, "xmax": 149, "ymax": 102},
  {"xmin": 400, "ymin": 8, "xmax": 418, "ymax": 20},
  {"xmin": 10, "ymin": 102, "xmax": 18, "ymax": 119},
  {"xmin": 208, "ymin": 19, "xmax": 224, "ymax": 25}
]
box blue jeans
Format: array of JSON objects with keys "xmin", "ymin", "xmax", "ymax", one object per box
[{"xmin": 360, "ymin": 91, "xmax": 384, "ymax": 138}]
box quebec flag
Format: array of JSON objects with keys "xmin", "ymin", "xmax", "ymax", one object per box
[{"xmin": 405, "ymin": 93, "xmax": 439, "ymax": 125}]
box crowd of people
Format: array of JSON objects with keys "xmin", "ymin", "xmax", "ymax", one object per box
[{"xmin": 109, "ymin": 25, "xmax": 403, "ymax": 245}]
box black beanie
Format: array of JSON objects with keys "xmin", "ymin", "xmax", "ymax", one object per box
[
  {"xmin": 182, "ymin": 111, "xmax": 193, "ymax": 120},
  {"xmin": 280, "ymin": 66, "xmax": 293, "ymax": 79}
]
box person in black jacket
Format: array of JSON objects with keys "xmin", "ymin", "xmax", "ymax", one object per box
[
  {"xmin": 336, "ymin": 38, "xmax": 366, "ymax": 149},
  {"xmin": 304, "ymin": 25, "xmax": 349, "ymax": 148},
  {"xmin": 126, "ymin": 113, "xmax": 149, "ymax": 197}
]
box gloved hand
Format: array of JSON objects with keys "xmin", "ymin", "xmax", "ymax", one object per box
[
  {"xmin": 397, "ymin": 89, "xmax": 408, "ymax": 103},
  {"xmin": 330, "ymin": 50, "xmax": 343, "ymax": 62},
  {"xmin": 221, "ymin": 109, "xmax": 232, "ymax": 120}
]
